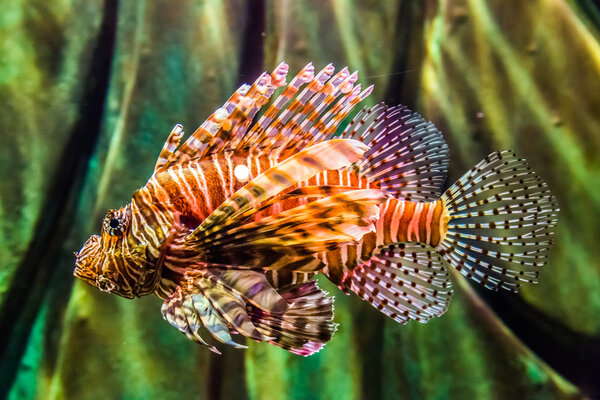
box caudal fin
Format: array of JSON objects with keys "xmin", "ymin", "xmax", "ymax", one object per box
[{"xmin": 437, "ymin": 151, "xmax": 559, "ymax": 292}]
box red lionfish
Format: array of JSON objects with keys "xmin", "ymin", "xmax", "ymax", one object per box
[{"xmin": 74, "ymin": 62, "xmax": 559, "ymax": 355}]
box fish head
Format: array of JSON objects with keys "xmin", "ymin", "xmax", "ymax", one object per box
[{"xmin": 74, "ymin": 205, "xmax": 155, "ymax": 299}]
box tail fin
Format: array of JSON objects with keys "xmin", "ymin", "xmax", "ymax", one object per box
[{"xmin": 437, "ymin": 151, "xmax": 559, "ymax": 292}]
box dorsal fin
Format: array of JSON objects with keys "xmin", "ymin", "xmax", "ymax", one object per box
[
  {"xmin": 154, "ymin": 124, "xmax": 184, "ymax": 172},
  {"xmin": 153, "ymin": 62, "xmax": 373, "ymax": 172},
  {"xmin": 159, "ymin": 64, "xmax": 286, "ymax": 169},
  {"xmin": 331, "ymin": 104, "xmax": 450, "ymax": 201}
]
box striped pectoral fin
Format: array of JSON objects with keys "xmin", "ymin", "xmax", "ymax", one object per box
[
  {"xmin": 241, "ymin": 185, "xmax": 359, "ymax": 223},
  {"xmin": 162, "ymin": 267, "xmax": 290, "ymax": 353},
  {"xmin": 195, "ymin": 268, "xmax": 289, "ymax": 313},
  {"xmin": 161, "ymin": 267, "xmax": 335, "ymax": 355},
  {"xmin": 161, "ymin": 285, "xmax": 225, "ymax": 354},
  {"xmin": 185, "ymin": 139, "xmax": 370, "ymax": 243},
  {"xmin": 198, "ymin": 189, "xmax": 389, "ymax": 261},
  {"xmin": 343, "ymin": 243, "xmax": 453, "ymax": 324},
  {"xmin": 162, "ymin": 275, "xmax": 251, "ymax": 352},
  {"xmin": 438, "ymin": 151, "xmax": 559, "ymax": 292},
  {"xmin": 332, "ymin": 104, "xmax": 450, "ymax": 202},
  {"xmin": 265, "ymin": 269, "xmax": 319, "ymax": 290},
  {"xmin": 278, "ymin": 185, "xmax": 355, "ymax": 200},
  {"xmin": 247, "ymin": 280, "xmax": 337, "ymax": 356}
]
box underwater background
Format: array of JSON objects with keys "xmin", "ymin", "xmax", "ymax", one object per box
[{"xmin": 1, "ymin": 0, "xmax": 599, "ymax": 399}]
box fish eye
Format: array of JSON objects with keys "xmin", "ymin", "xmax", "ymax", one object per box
[{"xmin": 103, "ymin": 209, "xmax": 129, "ymax": 236}]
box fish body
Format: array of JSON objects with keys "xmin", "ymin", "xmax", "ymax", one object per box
[{"xmin": 75, "ymin": 63, "xmax": 558, "ymax": 355}]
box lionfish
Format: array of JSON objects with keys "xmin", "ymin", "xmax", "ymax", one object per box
[{"xmin": 74, "ymin": 62, "xmax": 558, "ymax": 355}]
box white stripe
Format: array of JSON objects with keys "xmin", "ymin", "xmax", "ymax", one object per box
[
  {"xmin": 226, "ymin": 155, "xmax": 234, "ymax": 196},
  {"xmin": 211, "ymin": 155, "xmax": 228, "ymax": 198},
  {"xmin": 408, "ymin": 203, "xmax": 424, "ymax": 242},
  {"xmin": 390, "ymin": 200, "xmax": 402, "ymax": 242},
  {"xmin": 425, "ymin": 201, "xmax": 436, "ymax": 244}
]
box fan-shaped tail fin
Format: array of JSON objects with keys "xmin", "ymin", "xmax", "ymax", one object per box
[{"xmin": 437, "ymin": 151, "xmax": 559, "ymax": 291}]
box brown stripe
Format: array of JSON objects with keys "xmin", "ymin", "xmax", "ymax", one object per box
[
  {"xmin": 418, "ymin": 204, "xmax": 429, "ymax": 243},
  {"xmin": 396, "ymin": 202, "xmax": 416, "ymax": 242},
  {"xmin": 383, "ymin": 204, "xmax": 394, "ymax": 244},
  {"xmin": 325, "ymin": 248, "xmax": 343, "ymax": 284},
  {"xmin": 345, "ymin": 244, "xmax": 358, "ymax": 271},
  {"xmin": 360, "ymin": 232, "xmax": 377, "ymax": 262},
  {"xmin": 429, "ymin": 200, "xmax": 444, "ymax": 246}
]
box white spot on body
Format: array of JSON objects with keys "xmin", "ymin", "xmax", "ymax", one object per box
[{"xmin": 234, "ymin": 164, "xmax": 250, "ymax": 182}]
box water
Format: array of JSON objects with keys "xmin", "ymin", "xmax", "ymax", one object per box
[{"xmin": 1, "ymin": 1, "xmax": 599, "ymax": 399}]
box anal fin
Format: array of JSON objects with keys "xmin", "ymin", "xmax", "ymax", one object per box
[{"xmin": 342, "ymin": 243, "xmax": 453, "ymax": 324}]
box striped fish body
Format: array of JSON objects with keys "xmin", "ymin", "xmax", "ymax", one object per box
[
  {"xmin": 138, "ymin": 151, "xmax": 450, "ymax": 296},
  {"xmin": 75, "ymin": 62, "xmax": 558, "ymax": 355},
  {"xmin": 322, "ymin": 198, "xmax": 447, "ymax": 288}
]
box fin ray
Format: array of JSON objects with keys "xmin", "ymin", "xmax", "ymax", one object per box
[
  {"xmin": 343, "ymin": 243, "xmax": 453, "ymax": 323},
  {"xmin": 332, "ymin": 104, "xmax": 450, "ymax": 202},
  {"xmin": 438, "ymin": 151, "xmax": 559, "ymax": 291},
  {"xmin": 162, "ymin": 268, "xmax": 335, "ymax": 355}
]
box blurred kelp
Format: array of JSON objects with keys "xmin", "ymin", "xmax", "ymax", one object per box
[{"xmin": 1, "ymin": 0, "xmax": 599, "ymax": 399}]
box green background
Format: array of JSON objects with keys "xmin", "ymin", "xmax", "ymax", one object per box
[{"xmin": 1, "ymin": 1, "xmax": 599, "ymax": 399}]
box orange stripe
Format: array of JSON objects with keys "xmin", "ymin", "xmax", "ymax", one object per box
[
  {"xmin": 429, "ymin": 200, "xmax": 444, "ymax": 246},
  {"xmin": 396, "ymin": 202, "xmax": 416, "ymax": 242},
  {"xmin": 325, "ymin": 249, "xmax": 343, "ymax": 284}
]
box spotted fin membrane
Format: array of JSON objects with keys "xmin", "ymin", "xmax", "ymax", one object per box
[
  {"xmin": 346, "ymin": 243, "xmax": 453, "ymax": 324},
  {"xmin": 341, "ymin": 150, "xmax": 558, "ymax": 323},
  {"xmin": 437, "ymin": 150, "xmax": 559, "ymax": 292},
  {"xmin": 330, "ymin": 103, "xmax": 450, "ymax": 202}
]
